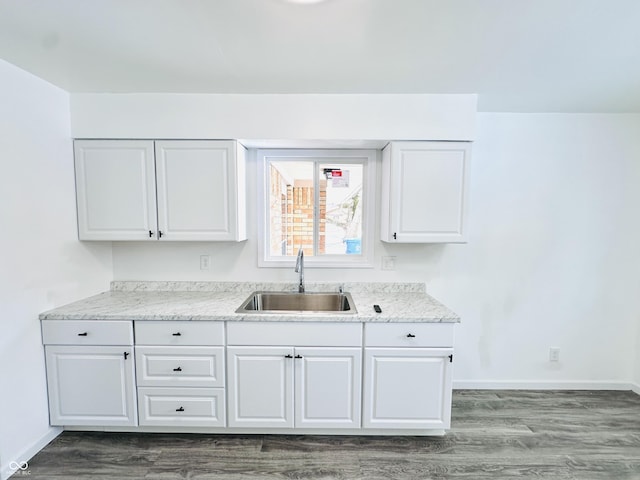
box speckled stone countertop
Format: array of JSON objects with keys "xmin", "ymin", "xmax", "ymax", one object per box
[{"xmin": 39, "ymin": 281, "xmax": 460, "ymax": 323}]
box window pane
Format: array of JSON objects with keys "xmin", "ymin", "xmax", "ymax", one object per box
[
  {"xmin": 320, "ymin": 163, "xmax": 363, "ymax": 255},
  {"xmin": 268, "ymin": 161, "xmax": 314, "ymax": 257}
]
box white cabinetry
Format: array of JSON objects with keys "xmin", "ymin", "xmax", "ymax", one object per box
[
  {"xmin": 42, "ymin": 320, "xmax": 137, "ymax": 427},
  {"xmin": 227, "ymin": 323, "xmax": 362, "ymax": 429},
  {"xmin": 295, "ymin": 347, "xmax": 361, "ymax": 429},
  {"xmin": 227, "ymin": 346, "xmax": 293, "ymax": 428},
  {"xmin": 74, "ymin": 139, "xmax": 246, "ymax": 241},
  {"xmin": 381, "ymin": 141, "xmax": 470, "ymax": 243},
  {"xmin": 41, "ymin": 318, "xmax": 455, "ymax": 434},
  {"xmin": 363, "ymin": 323, "xmax": 454, "ymax": 430},
  {"xmin": 134, "ymin": 321, "xmax": 226, "ymax": 427}
]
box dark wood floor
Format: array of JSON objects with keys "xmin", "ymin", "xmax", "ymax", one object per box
[{"xmin": 18, "ymin": 390, "xmax": 640, "ymax": 479}]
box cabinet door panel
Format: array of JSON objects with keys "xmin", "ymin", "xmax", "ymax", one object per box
[
  {"xmin": 74, "ymin": 140, "xmax": 157, "ymax": 240},
  {"xmin": 42, "ymin": 320, "xmax": 133, "ymax": 346},
  {"xmin": 382, "ymin": 141, "xmax": 469, "ymax": 243},
  {"xmin": 363, "ymin": 348, "xmax": 452, "ymax": 429},
  {"xmin": 138, "ymin": 387, "xmax": 225, "ymax": 427},
  {"xmin": 45, "ymin": 346, "xmax": 137, "ymax": 426},
  {"xmin": 295, "ymin": 348, "xmax": 361, "ymax": 428},
  {"xmin": 155, "ymin": 140, "xmax": 243, "ymax": 241},
  {"xmin": 227, "ymin": 347, "xmax": 293, "ymax": 428},
  {"xmin": 134, "ymin": 321, "xmax": 224, "ymax": 346},
  {"xmin": 135, "ymin": 346, "xmax": 224, "ymax": 387}
]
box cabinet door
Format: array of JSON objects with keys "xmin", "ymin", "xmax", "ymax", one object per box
[
  {"xmin": 294, "ymin": 348, "xmax": 361, "ymax": 428},
  {"xmin": 381, "ymin": 141, "xmax": 470, "ymax": 243},
  {"xmin": 363, "ymin": 348, "xmax": 453, "ymax": 429},
  {"xmin": 74, "ymin": 140, "xmax": 157, "ymax": 241},
  {"xmin": 227, "ymin": 347, "xmax": 293, "ymax": 428},
  {"xmin": 45, "ymin": 346, "xmax": 137, "ymax": 426},
  {"xmin": 155, "ymin": 140, "xmax": 247, "ymax": 241}
]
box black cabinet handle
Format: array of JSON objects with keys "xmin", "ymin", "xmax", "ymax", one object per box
[
  {"xmin": 77, "ymin": 332, "xmax": 88, "ymax": 336},
  {"xmin": 158, "ymin": 230, "xmax": 164, "ymax": 238},
  {"xmin": 124, "ymin": 352, "xmax": 129, "ymax": 360},
  {"xmin": 173, "ymin": 367, "xmax": 182, "ymax": 372},
  {"xmin": 148, "ymin": 230, "xmax": 154, "ymax": 238},
  {"xmin": 393, "ymin": 232, "xmax": 397, "ymax": 240},
  {"xmin": 295, "ymin": 355, "xmax": 303, "ymax": 359},
  {"xmin": 406, "ymin": 333, "xmax": 416, "ymax": 338},
  {"xmin": 172, "ymin": 332, "xmax": 182, "ymax": 336},
  {"xmin": 284, "ymin": 354, "xmax": 293, "ymax": 358},
  {"xmin": 176, "ymin": 406, "xmax": 184, "ymax": 412}
]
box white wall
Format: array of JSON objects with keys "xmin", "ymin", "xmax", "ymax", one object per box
[
  {"xmin": 112, "ymin": 113, "xmax": 640, "ymax": 389},
  {"xmin": 0, "ymin": 60, "xmax": 112, "ymax": 480},
  {"xmin": 635, "ymin": 319, "xmax": 640, "ymax": 392},
  {"xmin": 70, "ymin": 93, "xmax": 477, "ymax": 141},
  {"xmin": 432, "ymin": 113, "xmax": 640, "ymax": 388}
]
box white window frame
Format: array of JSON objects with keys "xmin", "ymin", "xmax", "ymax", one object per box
[{"xmin": 257, "ymin": 149, "xmax": 376, "ymax": 268}]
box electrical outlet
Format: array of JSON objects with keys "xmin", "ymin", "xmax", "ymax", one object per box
[
  {"xmin": 200, "ymin": 255, "xmax": 211, "ymax": 270},
  {"xmin": 549, "ymin": 347, "xmax": 560, "ymax": 362},
  {"xmin": 381, "ymin": 256, "xmax": 396, "ymax": 271}
]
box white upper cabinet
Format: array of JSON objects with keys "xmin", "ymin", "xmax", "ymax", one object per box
[
  {"xmin": 74, "ymin": 140, "xmax": 157, "ymax": 241},
  {"xmin": 381, "ymin": 141, "xmax": 470, "ymax": 243},
  {"xmin": 155, "ymin": 141, "xmax": 246, "ymax": 241},
  {"xmin": 74, "ymin": 139, "xmax": 247, "ymax": 241}
]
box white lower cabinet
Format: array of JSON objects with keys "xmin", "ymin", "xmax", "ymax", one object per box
[
  {"xmin": 227, "ymin": 346, "xmax": 293, "ymax": 428},
  {"xmin": 42, "ymin": 319, "xmax": 454, "ymax": 434},
  {"xmin": 362, "ymin": 322, "xmax": 454, "ymax": 430},
  {"xmin": 137, "ymin": 387, "xmax": 225, "ymax": 427},
  {"xmin": 135, "ymin": 346, "xmax": 225, "ymax": 388},
  {"xmin": 226, "ymin": 322, "xmax": 363, "ymax": 430},
  {"xmin": 44, "ymin": 338, "xmax": 137, "ymax": 426},
  {"xmin": 227, "ymin": 346, "xmax": 361, "ymax": 429},
  {"xmin": 363, "ymin": 348, "xmax": 453, "ymax": 429},
  {"xmin": 134, "ymin": 321, "xmax": 226, "ymax": 427},
  {"xmin": 295, "ymin": 347, "xmax": 362, "ymax": 428}
]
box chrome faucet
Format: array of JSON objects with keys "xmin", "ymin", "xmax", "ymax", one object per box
[{"xmin": 295, "ymin": 247, "xmax": 305, "ymax": 293}]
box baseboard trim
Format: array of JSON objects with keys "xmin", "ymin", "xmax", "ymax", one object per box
[
  {"xmin": 453, "ymin": 380, "xmax": 636, "ymax": 391},
  {"xmin": 1, "ymin": 427, "xmax": 62, "ymax": 480}
]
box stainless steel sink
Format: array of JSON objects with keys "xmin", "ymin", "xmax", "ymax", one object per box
[{"xmin": 236, "ymin": 291, "xmax": 357, "ymax": 314}]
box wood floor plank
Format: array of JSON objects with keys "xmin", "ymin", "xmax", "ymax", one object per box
[{"xmin": 19, "ymin": 390, "xmax": 640, "ymax": 480}]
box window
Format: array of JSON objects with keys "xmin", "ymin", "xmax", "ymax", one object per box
[{"xmin": 258, "ymin": 149, "xmax": 376, "ymax": 267}]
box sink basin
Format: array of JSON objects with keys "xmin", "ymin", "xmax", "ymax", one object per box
[{"xmin": 236, "ymin": 291, "xmax": 357, "ymax": 314}]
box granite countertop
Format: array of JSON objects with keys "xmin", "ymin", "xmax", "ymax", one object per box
[{"xmin": 39, "ymin": 281, "xmax": 460, "ymax": 323}]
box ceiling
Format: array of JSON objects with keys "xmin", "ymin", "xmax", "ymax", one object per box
[{"xmin": 1, "ymin": 0, "xmax": 639, "ymax": 112}]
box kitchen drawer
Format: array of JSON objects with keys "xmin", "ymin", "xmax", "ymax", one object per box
[
  {"xmin": 227, "ymin": 322, "xmax": 362, "ymax": 347},
  {"xmin": 135, "ymin": 321, "xmax": 224, "ymax": 346},
  {"xmin": 42, "ymin": 320, "xmax": 133, "ymax": 346},
  {"xmin": 137, "ymin": 387, "xmax": 225, "ymax": 427},
  {"xmin": 135, "ymin": 346, "xmax": 224, "ymax": 387},
  {"xmin": 364, "ymin": 323, "xmax": 454, "ymax": 347}
]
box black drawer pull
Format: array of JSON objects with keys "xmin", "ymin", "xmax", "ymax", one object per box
[
  {"xmin": 173, "ymin": 367, "xmax": 182, "ymax": 372},
  {"xmin": 176, "ymin": 406, "xmax": 184, "ymax": 412},
  {"xmin": 406, "ymin": 333, "xmax": 416, "ymax": 338},
  {"xmin": 77, "ymin": 332, "xmax": 88, "ymax": 336},
  {"xmin": 172, "ymin": 332, "xmax": 182, "ymax": 336}
]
